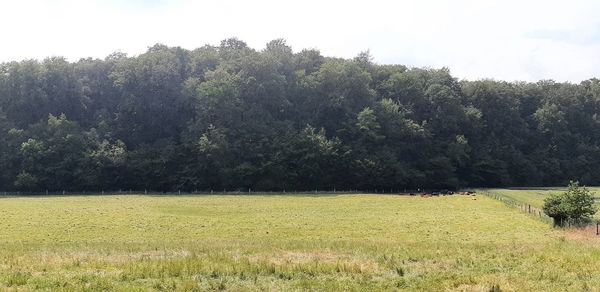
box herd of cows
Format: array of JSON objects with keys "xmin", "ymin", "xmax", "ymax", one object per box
[{"xmin": 411, "ymin": 190, "xmax": 477, "ymax": 198}]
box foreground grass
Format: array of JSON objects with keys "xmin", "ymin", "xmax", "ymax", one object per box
[{"xmin": 1, "ymin": 194, "xmax": 600, "ymax": 291}]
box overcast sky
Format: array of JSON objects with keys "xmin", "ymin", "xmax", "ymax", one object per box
[{"xmin": 1, "ymin": 0, "xmax": 600, "ymax": 82}]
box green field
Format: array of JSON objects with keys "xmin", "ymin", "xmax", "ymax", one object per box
[{"xmin": 1, "ymin": 194, "xmax": 600, "ymax": 291}]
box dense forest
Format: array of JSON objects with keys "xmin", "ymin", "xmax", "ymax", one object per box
[{"xmin": 1, "ymin": 38, "xmax": 599, "ymax": 191}]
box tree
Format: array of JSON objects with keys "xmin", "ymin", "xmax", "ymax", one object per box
[
  {"xmin": 356, "ymin": 107, "xmax": 382, "ymax": 141},
  {"xmin": 110, "ymin": 44, "xmax": 192, "ymax": 145},
  {"xmin": 16, "ymin": 114, "xmax": 96, "ymax": 191},
  {"xmin": 543, "ymin": 181, "xmax": 597, "ymax": 227}
]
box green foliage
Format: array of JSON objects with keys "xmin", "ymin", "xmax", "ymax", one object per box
[
  {"xmin": 1, "ymin": 39, "xmax": 600, "ymax": 191},
  {"xmin": 13, "ymin": 172, "xmax": 38, "ymax": 190},
  {"xmin": 356, "ymin": 107, "xmax": 383, "ymax": 141},
  {"xmin": 543, "ymin": 181, "xmax": 597, "ymax": 226}
]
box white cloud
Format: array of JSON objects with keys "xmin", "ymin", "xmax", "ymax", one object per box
[{"xmin": 1, "ymin": 0, "xmax": 599, "ymax": 82}]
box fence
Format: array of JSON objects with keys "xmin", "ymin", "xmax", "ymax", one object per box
[
  {"xmin": 478, "ymin": 190, "xmax": 554, "ymax": 225},
  {"xmin": 479, "ymin": 189, "xmax": 600, "ymax": 236},
  {"xmin": 0, "ymin": 189, "xmax": 419, "ymax": 197}
]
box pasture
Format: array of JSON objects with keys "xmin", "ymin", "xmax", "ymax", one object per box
[{"xmin": 1, "ymin": 194, "xmax": 600, "ymax": 291}]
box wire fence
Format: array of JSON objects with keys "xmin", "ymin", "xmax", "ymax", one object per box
[
  {"xmin": 479, "ymin": 190, "xmax": 600, "ymax": 237},
  {"xmin": 478, "ymin": 190, "xmax": 554, "ymax": 225},
  {"xmin": 0, "ymin": 189, "xmax": 424, "ymax": 197}
]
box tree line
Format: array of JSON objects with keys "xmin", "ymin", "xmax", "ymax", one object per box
[{"xmin": 1, "ymin": 39, "xmax": 599, "ymax": 191}]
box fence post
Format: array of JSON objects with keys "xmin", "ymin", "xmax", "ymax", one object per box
[{"xmin": 596, "ymin": 223, "xmax": 599, "ymax": 236}]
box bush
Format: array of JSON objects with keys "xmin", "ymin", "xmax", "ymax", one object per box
[{"xmin": 543, "ymin": 181, "xmax": 597, "ymax": 227}]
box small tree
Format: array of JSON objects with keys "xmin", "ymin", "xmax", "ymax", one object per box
[
  {"xmin": 543, "ymin": 181, "xmax": 597, "ymax": 227},
  {"xmin": 542, "ymin": 194, "xmax": 568, "ymax": 226}
]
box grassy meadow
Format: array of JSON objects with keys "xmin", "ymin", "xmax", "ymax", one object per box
[{"xmin": 1, "ymin": 194, "xmax": 600, "ymax": 291}]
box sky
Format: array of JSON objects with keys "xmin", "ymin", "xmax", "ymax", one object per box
[{"xmin": 1, "ymin": 0, "xmax": 600, "ymax": 82}]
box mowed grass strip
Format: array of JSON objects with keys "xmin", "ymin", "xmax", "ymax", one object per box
[{"xmin": 1, "ymin": 194, "xmax": 599, "ymax": 291}]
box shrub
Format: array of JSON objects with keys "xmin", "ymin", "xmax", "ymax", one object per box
[{"xmin": 543, "ymin": 181, "xmax": 597, "ymax": 227}]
